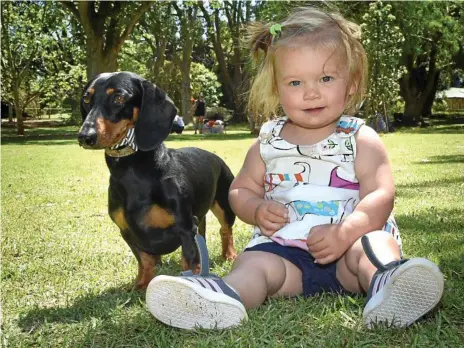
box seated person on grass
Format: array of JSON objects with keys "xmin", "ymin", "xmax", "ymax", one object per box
[{"xmin": 145, "ymin": 7, "xmax": 444, "ymax": 330}]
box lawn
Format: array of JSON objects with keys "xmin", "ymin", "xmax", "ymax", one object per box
[{"xmin": 1, "ymin": 121, "xmax": 463, "ymax": 347}]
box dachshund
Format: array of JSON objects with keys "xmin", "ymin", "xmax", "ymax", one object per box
[{"xmin": 77, "ymin": 72, "xmax": 236, "ymax": 289}]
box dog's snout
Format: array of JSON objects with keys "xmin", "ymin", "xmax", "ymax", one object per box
[{"xmin": 78, "ymin": 127, "xmax": 97, "ymax": 147}]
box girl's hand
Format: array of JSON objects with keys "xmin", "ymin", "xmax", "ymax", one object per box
[
  {"xmin": 306, "ymin": 224, "xmax": 351, "ymax": 264},
  {"xmin": 254, "ymin": 201, "xmax": 289, "ymax": 236}
]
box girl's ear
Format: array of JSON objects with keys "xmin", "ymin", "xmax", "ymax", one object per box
[{"xmin": 348, "ymin": 81, "xmax": 357, "ymax": 96}]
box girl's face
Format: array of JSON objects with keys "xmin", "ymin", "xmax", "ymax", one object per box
[{"xmin": 275, "ymin": 44, "xmax": 355, "ymax": 131}]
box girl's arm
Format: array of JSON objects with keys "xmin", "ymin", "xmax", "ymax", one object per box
[
  {"xmin": 340, "ymin": 125, "xmax": 395, "ymax": 244},
  {"xmin": 229, "ymin": 140, "xmax": 266, "ymax": 225}
]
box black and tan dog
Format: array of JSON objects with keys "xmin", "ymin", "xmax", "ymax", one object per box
[{"xmin": 77, "ymin": 72, "xmax": 236, "ymax": 288}]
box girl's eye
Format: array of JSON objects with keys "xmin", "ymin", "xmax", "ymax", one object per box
[
  {"xmin": 290, "ymin": 81, "xmax": 301, "ymax": 87},
  {"xmin": 114, "ymin": 95, "xmax": 125, "ymax": 104},
  {"xmin": 321, "ymin": 76, "xmax": 333, "ymax": 83}
]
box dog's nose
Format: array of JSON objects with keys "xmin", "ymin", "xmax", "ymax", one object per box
[{"xmin": 78, "ymin": 130, "xmax": 97, "ymax": 147}]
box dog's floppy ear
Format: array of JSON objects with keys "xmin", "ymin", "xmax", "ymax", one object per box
[{"xmin": 135, "ymin": 80, "xmax": 177, "ymax": 151}]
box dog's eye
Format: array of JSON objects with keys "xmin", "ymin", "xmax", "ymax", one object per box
[{"xmin": 114, "ymin": 95, "xmax": 125, "ymax": 104}]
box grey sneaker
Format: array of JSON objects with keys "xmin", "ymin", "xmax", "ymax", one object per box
[
  {"xmin": 146, "ymin": 234, "xmax": 247, "ymax": 329},
  {"xmin": 361, "ymin": 236, "xmax": 444, "ymax": 328}
]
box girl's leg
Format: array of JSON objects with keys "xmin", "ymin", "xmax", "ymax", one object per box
[
  {"xmin": 336, "ymin": 231, "xmax": 401, "ymax": 293},
  {"xmin": 336, "ymin": 231, "xmax": 444, "ymax": 328},
  {"xmin": 193, "ymin": 117, "xmax": 198, "ymax": 134},
  {"xmin": 146, "ymin": 250, "xmax": 303, "ymax": 329},
  {"xmin": 224, "ymin": 251, "xmax": 303, "ymax": 309},
  {"xmin": 198, "ymin": 116, "xmax": 204, "ymax": 134}
]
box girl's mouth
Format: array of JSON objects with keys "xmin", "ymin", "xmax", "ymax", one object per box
[{"xmin": 304, "ymin": 107, "xmax": 325, "ymax": 114}]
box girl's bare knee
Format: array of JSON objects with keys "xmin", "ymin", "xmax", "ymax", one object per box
[
  {"xmin": 273, "ymin": 258, "xmax": 303, "ymax": 297},
  {"xmin": 230, "ymin": 251, "xmax": 289, "ymax": 295}
]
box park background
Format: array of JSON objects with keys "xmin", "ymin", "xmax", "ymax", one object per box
[{"xmin": 1, "ymin": 1, "xmax": 463, "ymax": 347}]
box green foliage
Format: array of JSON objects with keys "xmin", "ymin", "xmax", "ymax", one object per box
[
  {"xmin": 1, "ymin": 2, "xmax": 86, "ymax": 115},
  {"xmin": 254, "ymin": 0, "xmax": 298, "ymax": 22},
  {"xmin": 1, "ymin": 1, "xmax": 46, "ymax": 104},
  {"xmin": 190, "ymin": 63, "xmax": 222, "ymax": 107},
  {"xmin": 391, "ymin": 2, "xmax": 464, "ymax": 105},
  {"xmin": 119, "ymin": 56, "xmax": 222, "ymax": 111},
  {"xmin": 119, "ymin": 39, "xmax": 151, "ymax": 77},
  {"xmin": 3, "ymin": 1, "xmax": 464, "ymax": 124},
  {"xmin": 361, "ymin": 1, "xmax": 405, "ymax": 121},
  {"xmin": 393, "ymin": 2, "xmax": 463, "ymax": 67}
]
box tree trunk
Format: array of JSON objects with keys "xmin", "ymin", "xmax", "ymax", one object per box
[
  {"xmin": 224, "ymin": 1, "xmax": 248, "ymax": 122},
  {"xmin": 421, "ymin": 70, "xmax": 440, "ymax": 117},
  {"xmin": 62, "ymin": 1, "xmax": 153, "ymax": 80},
  {"xmin": 179, "ymin": 62, "xmax": 192, "ymax": 124},
  {"xmin": 400, "ymin": 40, "xmax": 440, "ymax": 125},
  {"xmin": 402, "ymin": 100, "xmax": 422, "ymax": 125},
  {"xmin": 212, "ymin": 8, "xmax": 234, "ymax": 111},
  {"xmin": 13, "ymin": 89, "xmax": 24, "ymax": 136},
  {"xmin": 200, "ymin": 3, "xmax": 247, "ymax": 121},
  {"xmin": 8, "ymin": 104, "xmax": 13, "ymax": 124},
  {"xmin": 86, "ymin": 36, "xmax": 119, "ymax": 79},
  {"xmin": 171, "ymin": 4, "xmax": 197, "ymax": 124}
]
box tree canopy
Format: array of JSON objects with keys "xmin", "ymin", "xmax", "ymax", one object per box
[{"xmin": 2, "ymin": 0, "xmax": 463, "ymax": 134}]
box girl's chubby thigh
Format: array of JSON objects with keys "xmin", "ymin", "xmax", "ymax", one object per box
[{"xmin": 224, "ymin": 251, "xmax": 303, "ymax": 309}]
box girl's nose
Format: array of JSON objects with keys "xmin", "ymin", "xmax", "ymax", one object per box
[{"xmin": 303, "ymin": 85, "xmax": 321, "ymax": 101}]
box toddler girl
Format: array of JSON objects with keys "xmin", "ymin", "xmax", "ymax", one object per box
[{"xmin": 145, "ymin": 7, "xmax": 444, "ymax": 330}]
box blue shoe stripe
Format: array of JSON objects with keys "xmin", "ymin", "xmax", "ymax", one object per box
[{"xmin": 194, "ymin": 234, "xmax": 210, "ymax": 276}]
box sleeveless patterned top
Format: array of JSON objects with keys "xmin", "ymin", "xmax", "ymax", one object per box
[{"xmin": 246, "ymin": 116, "xmax": 402, "ymax": 252}]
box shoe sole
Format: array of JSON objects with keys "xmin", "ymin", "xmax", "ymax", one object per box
[
  {"xmin": 363, "ymin": 258, "xmax": 444, "ymax": 328},
  {"xmin": 146, "ymin": 275, "xmax": 248, "ymax": 330}
]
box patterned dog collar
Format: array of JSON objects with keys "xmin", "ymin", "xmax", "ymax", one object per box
[{"xmin": 105, "ymin": 128, "xmax": 138, "ymax": 157}]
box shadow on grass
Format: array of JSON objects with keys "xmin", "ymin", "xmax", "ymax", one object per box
[
  {"xmin": 395, "ymin": 208, "xmax": 464, "ymax": 321},
  {"xmin": 395, "ymin": 208, "xmax": 464, "ymax": 262},
  {"xmin": 395, "ymin": 176, "xmax": 463, "ymax": 192},
  {"xmin": 18, "ymin": 283, "xmax": 143, "ymax": 333},
  {"xmin": 17, "ymin": 254, "xmax": 229, "ymax": 334},
  {"xmin": 1, "ymin": 134, "xmax": 78, "ymax": 146},
  {"xmin": 1, "ymin": 132, "xmax": 255, "ymax": 146},
  {"xmin": 413, "ymin": 155, "xmax": 464, "ymax": 165},
  {"xmin": 395, "ymin": 117, "xmax": 464, "ymax": 135}
]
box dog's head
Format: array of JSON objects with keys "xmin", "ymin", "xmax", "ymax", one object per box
[{"xmin": 77, "ymin": 72, "xmax": 177, "ymax": 151}]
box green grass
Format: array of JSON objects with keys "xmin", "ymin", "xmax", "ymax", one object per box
[{"xmin": 2, "ymin": 123, "xmax": 464, "ymax": 347}]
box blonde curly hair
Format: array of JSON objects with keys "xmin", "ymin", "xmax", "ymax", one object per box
[{"xmin": 245, "ymin": 7, "xmax": 368, "ymax": 121}]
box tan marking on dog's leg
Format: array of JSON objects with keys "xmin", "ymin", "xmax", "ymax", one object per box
[
  {"xmin": 181, "ymin": 256, "xmax": 201, "ymax": 274},
  {"xmin": 143, "ymin": 204, "xmax": 175, "ymax": 229},
  {"xmin": 110, "ymin": 207, "xmax": 129, "ymax": 231},
  {"xmin": 211, "ymin": 201, "xmax": 236, "ymax": 260},
  {"xmin": 134, "ymin": 252, "xmax": 161, "ymax": 289},
  {"xmin": 198, "ymin": 217, "xmax": 206, "ymax": 237}
]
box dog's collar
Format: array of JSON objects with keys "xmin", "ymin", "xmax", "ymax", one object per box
[{"xmin": 105, "ymin": 128, "xmax": 138, "ymax": 158}]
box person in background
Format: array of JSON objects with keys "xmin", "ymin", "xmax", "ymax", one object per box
[{"xmin": 192, "ymin": 93, "xmax": 206, "ymax": 135}]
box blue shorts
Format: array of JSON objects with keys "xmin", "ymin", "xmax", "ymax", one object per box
[{"xmin": 245, "ymin": 242, "xmax": 344, "ymax": 297}]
